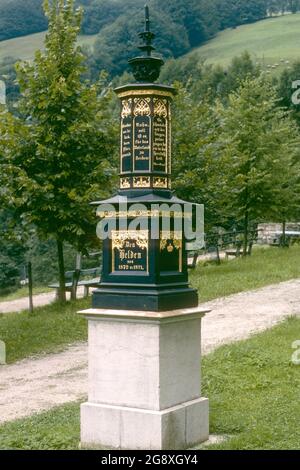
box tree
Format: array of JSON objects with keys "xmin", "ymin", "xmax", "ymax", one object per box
[
  {"xmin": 172, "ymin": 84, "xmax": 229, "ymax": 231},
  {"xmin": 1, "ymin": 0, "xmax": 116, "ymax": 302},
  {"xmin": 215, "ymin": 75, "xmax": 300, "ymax": 255},
  {"xmin": 271, "ymin": 158, "xmax": 300, "ymax": 246},
  {"xmin": 289, "ymin": 0, "xmax": 300, "ymax": 13},
  {"xmin": 0, "ymin": 0, "xmax": 47, "ymax": 41},
  {"xmin": 0, "ymin": 108, "xmax": 27, "ymax": 292},
  {"xmin": 0, "ymin": 57, "xmax": 20, "ymax": 109},
  {"xmin": 277, "ymin": 61, "xmax": 300, "ymax": 131}
]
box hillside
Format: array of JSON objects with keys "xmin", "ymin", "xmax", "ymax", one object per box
[
  {"xmin": 0, "ymin": 31, "xmax": 97, "ymax": 62},
  {"xmin": 189, "ymin": 13, "xmax": 300, "ymax": 72},
  {"xmin": 0, "ymin": 0, "xmax": 272, "ymax": 76}
]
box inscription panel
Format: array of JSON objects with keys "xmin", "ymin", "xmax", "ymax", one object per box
[
  {"xmin": 112, "ymin": 230, "xmax": 149, "ymax": 273},
  {"xmin": 119, "ymin": 95, "xmax": 171, "ymax": 183},
  {"xmin": 153, "ymin": 99, "xmax": 168, "ymax": 173},
  {"xmin": 153, "ymin": 116, "xmax": 167, "ymax": 172},
  {"xmin": 121, "ymin": 119, "xmax": 132, "ymax": 173},
  {"xmin": 121, "ymin": 99, "xmax": 133, "ymax": 173},
  {"xmin": 133, "ymin": 116, "xmax": 151, "ymax": 172}
]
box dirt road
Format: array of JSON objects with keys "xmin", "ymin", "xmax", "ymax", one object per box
[{"xmin": 0, "ymin": 278, "xmax": 299, "ymax": 424}]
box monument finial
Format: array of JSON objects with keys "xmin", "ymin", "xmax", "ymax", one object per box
[
  {"xmin": 145, "ymin": 4, "xmax": 150, "ymax": 33},
  {"xmin": 128, "ymin": 5, "xmax": 164, "ymax": 82},
  {"xmin": 138, "ymin": 4, "xmax": 155, "ymax": 58}
]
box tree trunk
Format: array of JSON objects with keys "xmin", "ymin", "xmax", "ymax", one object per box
[
  {"xmin": 243, "ymin": 211, "xmax": 249, "ymax": 257},
  {"xmin": 215, "ymin": 242, "xmax": 221, "ymax": 265},
  {"xmin": 76, "ymin": 252, "xmax": 82, "ymax": 270},
  {"xmin": 28, "ymin": 261, "xmax": 34, "ymax": 314},
  {"xmin": 57, "ymin": 239, "xmax": 66, "ymax": 303}
]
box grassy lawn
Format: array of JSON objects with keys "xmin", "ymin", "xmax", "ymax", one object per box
[
  {"xmin": 0, "ymin": 286, "xmax": 52, "ymax": 302},
  {"xmin": 187, "ymin": 12, "xmax": 300, "ymax": 70},
  {"xmin": 1, "ymin": 317, "xmax": 300, "ymax": 450},
  {"xmin": 0, "ymin": 246, "xmax": 299, "ymax": 364},
  {"xmin": 0, "ymin": 31, "xmax": 98, "ymax": 61},
  {"xmin": 0, "ymin": 298, "xmax": 89, "ymax": 363},
  {"xmin": 191, "ymin": 246, "xmax": 300, "ymax": 302},
  {"xmin": 0, "ymin": 402, "xmax": 81, "ymax": 450},
  {"xmin": 200, "ymin": 316, "xmax": 300, "ymax": 450}
]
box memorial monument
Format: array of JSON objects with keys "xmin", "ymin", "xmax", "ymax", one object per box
[{"xmin": 79, "ymin": 5, "xmax": 209, "ymax": 450}]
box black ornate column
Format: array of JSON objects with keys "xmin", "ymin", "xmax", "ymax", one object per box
[{"xmin": 91, "ymin": 6, "xmax": 198, "ymax": 311}]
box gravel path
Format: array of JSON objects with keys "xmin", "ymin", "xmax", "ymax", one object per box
[
  {"xmin": 0, "ymin": 292, "xmax": 57, "ymax": 314},
  {"xmin": 0, "ymin": 287, "xmax": 93, "ymax": 314},
  {"xmin": 0, "ymin": 278, "xmax": 299, "ymax": 424}
]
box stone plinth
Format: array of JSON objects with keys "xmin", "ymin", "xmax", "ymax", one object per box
[{"xmin": 78, "ymin": 307, "xmax": 210, "ymax": 450}]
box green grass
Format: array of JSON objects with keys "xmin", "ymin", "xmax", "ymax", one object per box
[
  {"xmin": 1, "ymin": 317, "xmax": 300, "ymax": 450},
  {"xmin": 0, "ymin": 402, "xmax": 81, "ymax": 450},
  {"xmin": 0, "ymin": 286, "xmax": 52, "ymax": 302},
  {"xmin": 0, "ymin": 31, "xmax": 98, "ymax": 62},
  {"xmin": 189, "ymin": 13, "xmax": 300, "ymax": 71},
  {"xmin": 0, "ymin": 298, "xmax": 89, "ymax": 363},
  {"xmin": 190, "ymin": 245, "xmax": 300, "ymax": 302},
  {"xmin": 200, "ymin": 316, "xmax": 300, "ymax": 450}
]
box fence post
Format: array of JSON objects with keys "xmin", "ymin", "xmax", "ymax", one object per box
[{"xmin": 28, "ymin": 262, "xmax": 33, "ymax": 314}]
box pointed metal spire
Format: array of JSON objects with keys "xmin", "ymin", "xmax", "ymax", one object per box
[
  {"xmin": 128, "ymin": 4, "xmax": 164, "ymax": 83},
  {"xmin": 138, "ymin": 4, "xmax": 156, "ymax": 58},
  {"xmin": 145, "ymin": 4, "xmax": 150, "ymax": 32}
]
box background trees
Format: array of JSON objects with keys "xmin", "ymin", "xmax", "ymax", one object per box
[
  {"xmin": 0, "ymin": 0, "xmax": 47, "ymax": 41},
  {"xmin": 0, "ymin": 0, "xmax": 117, "ymax": 300},
  {"xmin": 215, "ymin": 76, "xmax": 300, "ymax": 254},
  {"xmin": 0, "ymin": 0, "xmax": 270, "ymax": 72},
  {"xmin": 172, "ymin": 74, "xmax": 300, "ymax": 255}
]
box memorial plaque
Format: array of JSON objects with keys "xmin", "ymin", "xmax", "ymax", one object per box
[
  {"xmin": 153, "ymin": 99, "xmax": 168, "ymax": 173},
  {"xmin": 153, "ymin": 116, "xmax": 167, "ymax": 172},
  {"xmin": 133, "ymin": 98, "xmax": 151, "ymax": 172},
  {"xmin": 133, "ymin": 115, "xmax": 151, "ymax": 172},
  {"xmin": 121, "ymin": 99, "xmax": 133, "ymax": 173},
  {"xmin": 112, "ymin": 230, "xmax": 149, "ymax": 273}
]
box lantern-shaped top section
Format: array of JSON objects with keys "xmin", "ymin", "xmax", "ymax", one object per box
[{"xmin": 114, "ymin": 5, "xmax": 176, "ymax": 195}]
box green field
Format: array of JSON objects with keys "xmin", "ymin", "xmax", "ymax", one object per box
[
  {"xmin": 189, "ymin": 13, "xmax": 300, "ymax": 71},
  {"xmin": 0, "ymin": 31, "xmax": 97, "ymax": 62},
  {"xmin": 3, "ymin": 14, "xmax": 300, "ymax": 71}
]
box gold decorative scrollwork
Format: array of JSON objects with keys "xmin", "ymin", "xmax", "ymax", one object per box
[
  {"xmin": 117, "ymin": 89, "xmax": 174, "ymax": 99},
  {"xmin": 121, "ymin": 99, "xmax": 132, "ymax": 119},
  {"xmin": 133, "ymin": 176, "xmax": 151, "ymax": 188},
  {"xmin": 112, "ymin": 230, "xmax": 148, "ymax": 251},
  {"xmin": 153, "ymin": 177, "xmax": 168, "ymax": 188},
  {"xmin": 160, "ymin": 231, "xmax": 182, "ymax": 251},
  {"xmin": 97, "ymin": 210, "xmax": 191, "ymax": 219},
  {"xmin": 120, "ymin": 177, "xmax": 131, "ymax": 189},
  {"xmin": 133, "ymin": 98, "xmax": 151, "ymax": 116},
  {"xmin": 153, "ymin": 98, "xmax": 168, "ymax": 118}
]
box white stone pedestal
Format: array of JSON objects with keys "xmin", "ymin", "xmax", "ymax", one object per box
[{"xmin": 78, "ymin": 307, "xmax": 210, "ymax": 450}]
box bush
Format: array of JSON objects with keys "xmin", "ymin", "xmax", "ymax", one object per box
[{"xmin": 0, "ymin": 253, "xmax": 20, "ymax": 292}]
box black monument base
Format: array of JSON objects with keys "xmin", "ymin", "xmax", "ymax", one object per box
[{"xmin": 92, "ymin": 285, "xmax": 198, "ymax": 312}]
